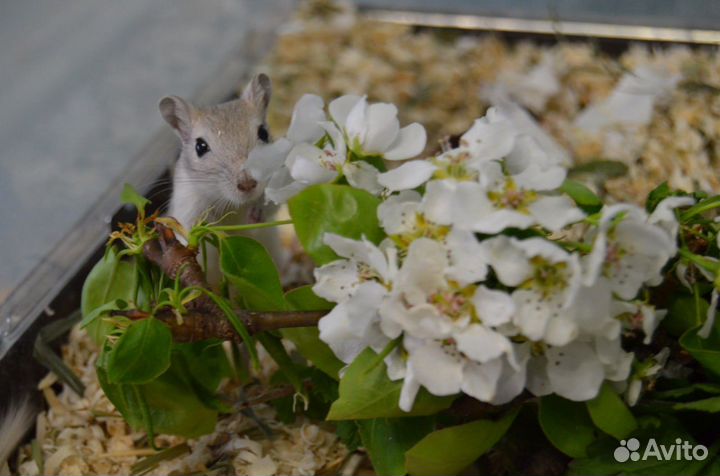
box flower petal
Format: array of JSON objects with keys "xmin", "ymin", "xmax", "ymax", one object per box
[
  {"xmin": 399, "ymin": 365, "xmax": 421, "ymax": 412},
  {"xmin": 363, "ymin": 102, "xmax": 401, "ymax": 153},
  {"xmin": 461, "ymin": 115, "xmax": 515, "ymax": 161},
  {"xmin": 344, "ymin": 160, "xmax": 383, "ymax": 195},
  {"xmin": 473, "ymin": 286, "xmax": 515, "ymax": 326},
  {"xmin": 641, "ymin": 304, "xmax": 665, "ymax": 344},
  {"xmin": 290, "ymin": 154, "xmax": 338, "ymax": 185},
  {"xmin": 318, "ymin": 281, "xmax": 388, "ymax": 363},
  {"xmin": 512, "ymin": 290, "xmax": 552, "ymax": 341},
  {"xmin": 246, "ymin": 138, "xmax": 292, "ymax": 182},
  {"xmin": 286, "ymin": 94, "xmax": 326, "ymax": 144},
  {"xmin": 329, "ymin": 94, "xmax": 362, "ymax": 127},
  {"xmin": 322, "ymin": 234, "xmax": 389, "ymax": 281},
  {"xmin": 385, "ymin": 348, "xmax": 406, "ymax": 381},
  {"xmin": 265, "ymin": 167, "xmax": 308, "ymax": 204},
  {"xmin": 377, "ymin": 190, "xmax": 422, "ymax": 234},
  {"xmin": 422, "ymin": 180, "xmax": 494, "ymax": 229},
  {"xmin": 546, "ymin": 342, "xmax": 605, "ymax": 401},
  {"xmin": 455, "ymin": 325, "xmax": 512, "ymax": 363},
  {"xmin": 529, "ymin": 195, "xmax": 585, "ymax": 232},
  {"xmin": 317, "ymin": 304, "xmax": 365, "ymax": 364},
  {"xmin": 526, "ymin": 355, "xmax": 552, "ymax": 397},
  {"xmin": 345, "ymin": 96, "xmax": 369, "ymax": 147},
  {"xmin": 378, "ymin": 160, "xmax": 437, "ymax": 192},
  {"xmin": 490, "ymin": 348, "xmax": 529, "ymax": 404},
  {"xmin": 384, "ymin": 123, "xmax": 427, "ymax": 160},
  {"xmin": 445, "ymin": 228, "xmax": 489, "ymax": 285},
  {"xmin": 396, "ymin": 238, "xmax": 448, "ymax": 297},
  {"xmin": 483, "ymin": 236, "xmax": 532, "ymax": 286},
  {"xmin": 544, "ymin": 316, "xmax": 579, "ymax": 346},
  {"xmin": 461, "ymin": 358, "xmax": 503, "ymax": 402},
  {"xmin": 344, "ymin": 281, "xmax": 388, "ymax": 338},
  {"xmin": 472, "ymin": 209, "xmax": 535, "ymax": 234},
  {"xmin": 699, "ymin": 289, "xmax": 719, "ymax": 339},
  {"xmin": 312, "ymin": 260, "xmax": 360, "ymax": 303},
  {"xmin": 408, "ymin": 340, "xmax": 463, "ymax": 396},
  {"xmin": 648, "ymin": 195, "xmax": 695, "ymax": 238}
]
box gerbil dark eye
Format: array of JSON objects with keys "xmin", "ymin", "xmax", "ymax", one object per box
[
  {"xmin": 257, "ymin": 125, "xmax": 269, "ymax": 143},
  {"xmin": 195, "ymin": 137, "xmax": 209, "ymax": 158}
]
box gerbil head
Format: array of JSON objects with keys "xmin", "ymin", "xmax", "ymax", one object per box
[{"xmin": 160, "ymin": 74, "xmax": 272, "ymax": 209}]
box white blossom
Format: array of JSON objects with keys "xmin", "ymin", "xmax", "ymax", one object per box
[
  {"xmin": 330, "ymin": 95, "xmax": 427, "ymax": 160},
  {"xmin": 583, "ymin": 204, "xmax": 677, "ymax": 299},
  {"xmin": 305, "ymin": 101, "xmax": 689, "ymax": 412},
  {"xmin": 249, "ymin": 94, "xmax": 328, "ymax": 203},
  {"xmin": 575, "ymin": 65, "xmax": 681, "ymax": 132},
  {"xmin": 648, "ymin": 195, "xmax": 695, "ymax": 238},
  {"xmin": 313, "ymin": 234, "xmax": 397, "ymax": 363},
  {"xmin": 399, "ymin": 335, "xmax": 523, "ymax": 410}
]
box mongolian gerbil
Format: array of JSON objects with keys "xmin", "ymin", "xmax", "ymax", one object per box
[{"xmin": 159, "ymin": 74, "xmax": 282, "ymax": 281}]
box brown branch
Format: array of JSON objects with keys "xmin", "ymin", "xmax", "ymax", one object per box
[
  {"xmin": 115, "ymin": 308, "xmax": 325, "ymax": 343},
  {"xmin": 144, "ymin": 223, "xmax": 207, "ymax": 289},
  {"xmin": 137, "ymin": 222, "xmax": 328, "ymax": 342}
]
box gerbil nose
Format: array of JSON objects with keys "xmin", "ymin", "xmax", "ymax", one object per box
[{"xmin": 237, "ymin": 173, "xmax": 258, "ymax": 192}]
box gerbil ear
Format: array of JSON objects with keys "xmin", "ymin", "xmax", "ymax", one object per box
[
  {"xmin": 241, "ymin": 74, "xmax": 272, "ymax": 112},
  {"xmin": 159, "ymin": 96, "xmax": 194, "ymax": 141}
]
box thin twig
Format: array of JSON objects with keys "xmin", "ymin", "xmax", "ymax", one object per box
[{"xmin": 135, "ymin": 223, "xmax": 327, "ymax": 342}]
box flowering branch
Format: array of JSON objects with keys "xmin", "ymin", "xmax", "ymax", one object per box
[
  {"xmin": 139, "ymin": 222, "xmax": 325, "ymax": 342},
  {"xmin": 114, "ymin": 308, "xmax": 325, "ymax": 343}
]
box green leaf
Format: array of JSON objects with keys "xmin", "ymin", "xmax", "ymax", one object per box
[
  {"xmin": 664, "ymin": 295, "xmax": 708, "ymax": 337},
  {"xmin": 288, "ymin": 184, "xmax": 385, "ymax": 265},
  {"xmin": 586, "ymin": 382, "xmax": 638, "ymax": 439},
  {"xmin": 539, "ymin": 395, "xmax": 598, "ymax": 458},
  {"xmin": 700, "ymin": 456, "xmax": 720, "ymax": 476},
  {"xmin": 34, "ymin": 312, "xmax": 85, "ymax": 397},
  {"xmin": 220, "ymin": 236, "xmax": 286, "ymax": 311},
  {"xmin": 336, "ymin": 420, "xmax": 362, "ymax": 452},
  {"xmin": 327, "ymin": 349, "xmax": 454, "ymax": 420},
  {"xmin": 681, "ymin": 195, "xmax": 720, "ymax": 223},
  {"xmin": 80, "ymin": 299, "xmax": 129, "ymax": 329},
  {"xmin": 358, "ymin": 417, "xmax": 435, "ymax": 476},
  {"xmin": 173, "ymin": 340, "xmax": 232, "ymax": 394},
  {"xmin": 198, "ymin": 289, "xmax": 259, "ymax": 370},
  {"xmin": 120, "ymin": 183, "xmax": 150, "ymax": 215},
  {"xmin": 405, "ymin": 409, "xmax": 518, "ymax": 476},
  {"xmin": 569, "ymin": 159, "xmax": 628, "ymax": 180},
  {"xmin": 107, "ymin": 318, "xmax": 172, "ymax": 384},
  {"xmin": 98, "ymin": 346, "xmax": 218, "ymax": 437},
  {"xmin": 282, "ymin": 286, "xmax": 342, "ymax": 379},
  {"xmin": 284, "ymin": 285, "xmax": 333, "ymax": 310},
  {"xmin": 569, "ymin": 416, "xmax": 718, "ymax": 476},
  {"xmin": 680, "ymin": 324, "xmax": 720, "ymax": 377},
  {"xmin": 646, "ymin": 181, "xmax": 672, "ymax": 213},
  {"xmin": 559, "ymin": 179, "xmax": 603, "ymax": 214},
  {"xmin": 674, "ymin": 396, "xmax": 720, "ymax": 412},
  {"xmin": 81, "ymin": 248, "xmax": 138, "ymax": 344},
  {"xmin": 256, "ymin": 332, "xmax": 307, "ymax": 400},
  {"xmin": 652, "ymin": 383, "xmax": 720, "ymax": 400}
]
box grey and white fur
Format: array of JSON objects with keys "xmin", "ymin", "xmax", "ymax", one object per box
[{"xmin": 160, "ymin": 74, "xmax": 282, "ymax": 281}]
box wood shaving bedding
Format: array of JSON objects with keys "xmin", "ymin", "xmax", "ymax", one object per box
[
  {"xmin": 14, "ymin": 326, "xmax": 348, "ymax": 476},
  {"xmin": 262, "ymin": 0, "xmax": 720, "ymax": 204}
]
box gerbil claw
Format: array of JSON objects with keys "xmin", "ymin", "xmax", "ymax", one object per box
[{"xmin": 248, "ymin": 206, "xmax": 264, "ymax": 224}]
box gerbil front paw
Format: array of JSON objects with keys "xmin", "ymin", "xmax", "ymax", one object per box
[{"xmin": 248, "ymin": 205, "xmax": 264, "ymax": 224}]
